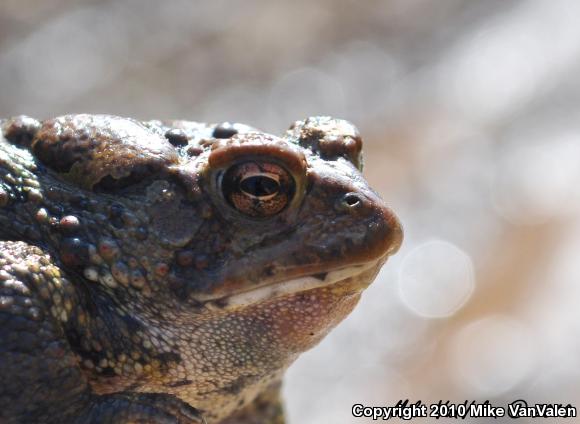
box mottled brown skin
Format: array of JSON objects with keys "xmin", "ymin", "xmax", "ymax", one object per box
[{"xmin": 0, "ymin": 114, "xmax": 402, "ymax": 423}]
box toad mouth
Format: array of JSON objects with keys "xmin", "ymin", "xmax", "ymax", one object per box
[{"xmin": 202, "ymin": 259, "xmax": 384, "ymax": 310}]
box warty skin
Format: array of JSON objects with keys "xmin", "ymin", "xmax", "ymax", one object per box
[{"xmin": 0, "ymin": 114, "xmax": 402, "ymax": 423}]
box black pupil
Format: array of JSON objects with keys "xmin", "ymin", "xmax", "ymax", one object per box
[{"xmin": 240, "ymin": 176, "xmax": 279, "ymax": 197}]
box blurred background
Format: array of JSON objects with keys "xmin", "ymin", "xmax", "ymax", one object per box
[{"xmin": 2, "ymin": 0, "xmax": 580, "ymax": 422}]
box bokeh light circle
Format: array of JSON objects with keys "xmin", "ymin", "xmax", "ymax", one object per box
[
  {"xmin": 492, "ymin": 137, "xmax": 580, "ymax": 225},
  {"xmin": 450, "ymin": 315, "xmax": 537, "ymax": 396},
  {"xmin": 397, "ymin": 240, "xmax": 475, "ymax": 318}
]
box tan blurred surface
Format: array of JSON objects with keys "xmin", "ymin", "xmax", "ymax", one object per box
[{"xmin": 2, "ymin": 1, "xmax": 580, "ymax": 423}]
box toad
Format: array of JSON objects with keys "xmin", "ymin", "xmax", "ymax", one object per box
[{"xmin": 0, "ymin": 115, "xmax": 402, "ymax": 423}]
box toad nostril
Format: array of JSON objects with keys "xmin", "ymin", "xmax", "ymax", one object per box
[{"xmin": 342, "ymin": 193, "xmax": 362, "ymax": 208}]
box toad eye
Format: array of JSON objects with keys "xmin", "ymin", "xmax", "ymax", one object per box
[{"xmin": 222, "ymin": 162, "xmax": 295, "ymax": 218}]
